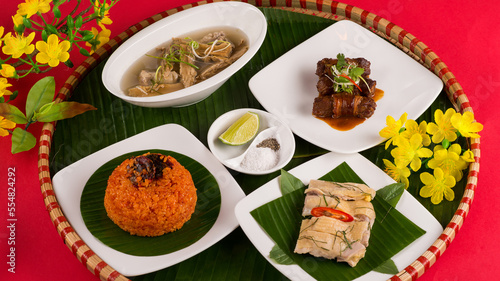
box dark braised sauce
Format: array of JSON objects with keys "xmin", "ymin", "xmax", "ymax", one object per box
[{"xmin": 317, "ymin": 88, "xmax": 384, "ymax": 131}]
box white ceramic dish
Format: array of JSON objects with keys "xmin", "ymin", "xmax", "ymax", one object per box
[
  {"xmin": 207, "ymin": 108, "xmax": 295, "ymax": 175},
  {"xmin": 235, "ymin": 152, "xmax": 443, "ymax": 281},
  {"xmin": 248, "ymin": 20, "xmax": 443, "ymax": 153},
  {"xmin": 102, "ymin": 2, "xmax": 267, "ymax": 108},
  {"xmin": 52, "ymin": 124, "xmax": 246, "ymax": 276}
]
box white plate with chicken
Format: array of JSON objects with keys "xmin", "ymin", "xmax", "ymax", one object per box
[{"xmin": 234, "ymin": 152, "xmax": 443, "ymax": 281}]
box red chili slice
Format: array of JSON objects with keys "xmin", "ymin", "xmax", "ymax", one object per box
[
  {"xmin": 310, "ymin": 207, "xmax": 354, "ymax": 222},
  {"xmin": 339, "ymin": 74, "xmax": 363, "ymax": 92}
]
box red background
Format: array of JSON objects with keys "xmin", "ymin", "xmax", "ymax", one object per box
[{"xmin": 1, "ymin": 0, "xmax": 499, "ymax": 280}]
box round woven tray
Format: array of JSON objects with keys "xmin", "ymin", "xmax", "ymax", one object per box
[{"xmin": 37, "ymin": 1, "xmax": 480, "ymax": 280}]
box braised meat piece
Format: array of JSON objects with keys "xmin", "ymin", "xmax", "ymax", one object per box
[
  {"xmin": 315, "ymin": 57, "xmax": 371, "ymax": 78},
  {"xmin": 312, "ymin": 94, "xmax": 376, "ymax": 119}
]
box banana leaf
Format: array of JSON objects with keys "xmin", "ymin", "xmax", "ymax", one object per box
[
  {"xmin": 250, "ymin": 163, "xmax": 425, "ymax": 281},
  {"xmin": 48, "ymin": 7, "xmax": 467, "ymax": 280},
  {"xmin": 80, "ymin": 149, "xmax": 221, "ymax": 256}
]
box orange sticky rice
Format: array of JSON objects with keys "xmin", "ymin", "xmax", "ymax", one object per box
[{"xmin": 104, "ymin": 153, "xmax": 197, "ymax": 237}]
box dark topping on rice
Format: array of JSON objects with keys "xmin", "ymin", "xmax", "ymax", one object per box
[{"xmin": 127, "ymin": 153, "xmax": 173, "ymax": 186}]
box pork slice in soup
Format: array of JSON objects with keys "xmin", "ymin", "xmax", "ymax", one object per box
[{"xmin": 126, "ymin": 29, "xmax": 249, "ymax": 97}]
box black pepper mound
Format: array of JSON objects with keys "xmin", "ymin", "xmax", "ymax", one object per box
[{"xmin": 256, "ymin": 137, "xmax": 280, "ymax": 151}]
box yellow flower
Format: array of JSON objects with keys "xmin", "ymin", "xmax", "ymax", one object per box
[
  {"xmin": 461, "ymin": 149, "xmax": 475, "ymax": 163},
  {"xmin": 0, "ymin": 116, "xmax": 16, "ymax": 137},
  {"xmin": 0, "ymin": 64, "xmax": 16, "ymax": 78},
  {"xmin": 427, "ymin": 108, "xmax": 457, "ymax": 143},
  {"xmin": 35, "ymin": 34, "xmax": 71, "ymax": 67},
  {"xmin": 450, "ymin": 111, "xmax": 483, "ymax": 138},
  {"xmin": 12, "ymin": 13, "xmax": 24, "ymax": 27},
  {"xmin": 93, "ymin": 1, "xmax": 113, "ymax": 28},
  {"xmin": 401, "ymin": 119, "xmax": 431, "ymax": 146},
  {"xmin": 0, "ymin": 26, "xmax": 4, "ymax": 48},
  {"xmin": 2, "ymin": 32, "xmax": 36, "ymax": 58},
  {"xmin": 379, "ymin": 112, "xmax": 407, "ymax": 149},
  {"xmin": 420, "ymin": 167, "xmax": 456, "ymax": 204},
  {"xmin": 0, "ymin": 78, "xmax": 13, "ymax": 97},
  {"xmin": 391, "ymin": 134, "xmax": 433, "ymax": 172},
  {"xmin": 17, "ymin": 0, "xmax": 51, "ymax": 18},
  {"xmin": 428, "ymin": 144, "xmax": 468, "ymax": 182},
  {"xmin": 85, "ymin": 27, "xmax": 111, "ymax": 54},
  {"xmin": 383, "ymin": 159, "xmax": 410, "ymax": 188}
]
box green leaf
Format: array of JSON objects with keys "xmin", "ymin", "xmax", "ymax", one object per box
[
  {"xmin": 41, "ymin": 29, "xmax": 48, "ymax": 41},
  {"xmin": 351, "ymin": 67, "xmax": 365, "ymax": 77},
  {"xmin": 45, "ymin": 24, "xmax": 58, "ymax": 35},
  {"xmin": 8, "ymin": 90, "xmax": 19, "ymax": 102},
  {"xmin": 373, "ymin": 259, "xmax": 399, "ymax": 274},
  {"xmin": 14, "ymin": 23, "xmax": 25, "ymax": 34},
  {"xmin": 279, "ymin": 169, "xmax": 304, "ymax": 195},
  {"xmin": 80, "ymin": 149, "xmax": 221, "ymax": 256},
  {"xmin": 269, "ymin": 245, "xmax": 295, "ymax": 265},
  {"xmin": 53, "ymin": 6, "xmax": 61, "ymax": 18},
  {"xmin": 64, "ymin": 59, "xmax": 74, "ymax": 68},
  {"xmin": 75, "ymin": 16, "xmax": 83, "ymax": 29},
  {"xmin": 22, "ymin": 16, "xmax": 32, "ymax": 29},
  {"xmin": 35, "ymin": 101, "xmax": 96, "ymax": 122},
  {"xmin": 0, "ymin": 103, "xmax": 28, "ymax": 124},
  {"xmin": 377, "ymin": 183, "xmax": 406, "ymax": 208},
  {"xmin": 11, "ymin": 128, "xmax": 36, "ymax": 154},
  {"xmin": 66, "ymin": 15, "xmax": 74, "ymax": 29},
  {"xmin": 26, "ymin": 76, "xmax": 55, "ymax": 120},
  {"xmin": 79, "ymin": 48, "xmax": 90, "ymax": 56}
]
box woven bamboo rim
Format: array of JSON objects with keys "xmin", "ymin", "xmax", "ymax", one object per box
[{"xmin": 37, "ymin": 1, "xmax": 480, "ymax": 280}]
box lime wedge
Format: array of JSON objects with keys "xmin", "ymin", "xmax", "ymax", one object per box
[{"xmin": 219, "ymin": 112, "xmax": 260, "ymax": 145}]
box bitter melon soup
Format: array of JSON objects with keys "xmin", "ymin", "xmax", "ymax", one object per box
[{"xmin": 121, "ymin": 27, "xmax": 249, "ymax": 97}]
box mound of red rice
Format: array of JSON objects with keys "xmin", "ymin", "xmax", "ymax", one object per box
[{"xmin": 104, "ymin": 153, "xmax": 197, "ymax": 237}]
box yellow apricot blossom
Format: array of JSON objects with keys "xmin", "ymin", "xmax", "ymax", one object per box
[
  {"xmin": 0, "ymin": 64, "xmax": 16, "ymax": 78},
  {"xmin": 428, "ymin": 144, "xmax": 468, "ymax": 182},
  {"xmin": 401, "ymin": 119, "xmax": 431, "ymax": 146},
  {"xmin": 383, "ymin": 159, "xmax": 411, "ymax": 188},
  {"xmin": 85, "ymin": 27, "xmax": 111, "ymax": 54},
  {"xmin": 35, "ymin": 34, "xmax": 71, "ymax": 67},
  {"xmin": 0, "ymin": 26, "xmax": 4, "ymax": 48},
  {"xmin": 391, "ymin": 134, "xmax": 433, "ymax": 172},
  {"xmin": 461, "ymin": 149, "xmax": 475, "ymax": 163},
  {"xmin": 17, "ymin": 0, "xmax": 51, "ymax": 18},
  {"xmin": 379, "ymin": 112, "xmax": 407, "ymax": 149},
  {"xmin": 12, "ymin": 13, "xmax": 24, "ymax": 27},
  {"xmin": 0, "ymin": 116, "xmax": 16, "ymax": 137},
  {"xmin": 93, "ymin": 1, "xmax": 113, "ymax": 28},
  {"xmin": 0, "ymin": 78, "xmax": 13, "ymax": 98},
  {"xmin": 450, "ymin": 111, "xmax": 483, "ymax": 138},
  {"xmin": 420, "ymin": 167, "xmax": 456, "ymax": 204},
  {"xmin": 427, "ymin": 108, "xmax": 457, "ymax": 143},
  {"xmin": 2, "ymin": 32, "xmax": 36, "ymax": 58}
]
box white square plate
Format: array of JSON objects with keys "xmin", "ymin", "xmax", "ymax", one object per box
[
  {"xmin": 249, "ymin": 20, "xmax": 443, "ymax": 153},
  {"xmin": 52, "ymin": 124, "xmax": 245, "ymax": 276},
  {"xmin": 235, "ymin": 152, "xmax": 443, "ymax": 280}
]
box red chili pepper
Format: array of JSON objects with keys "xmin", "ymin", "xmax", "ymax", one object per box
[
  {"xmin": 339, "ymin": 74, "xmax": 362, "ymax": 92},
  {"xmin": 310, "ymin": 207, "xmax": 354, "ymax": 222}
]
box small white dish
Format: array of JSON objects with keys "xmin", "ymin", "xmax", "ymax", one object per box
[
  {"xmin": 207, "ymin": 108, "xmax": 295, "ymax": 175},
  {"xmin": 248, "ymin": 20, "xmax": 443, "ymax": 153},
  {"xmin": 52, "ymin": 124, "xmax": 246, "ymax": 276},
  {"xmin": 235, "ymin": 152, "xmax": 443, "ymax": 281},
  {"xmin": 102, "ymin": 2, "xmax": 267, "ymax": 108}
]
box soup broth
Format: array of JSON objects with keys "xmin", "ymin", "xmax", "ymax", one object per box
[{"xmin": 121, "ymin": 26, "xmax": 249, "ymax": 97}]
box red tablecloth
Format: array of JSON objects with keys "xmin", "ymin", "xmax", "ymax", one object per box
[{"xmin": 1, "ymin": 0, "xmax": 499, "ymax": 280}]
